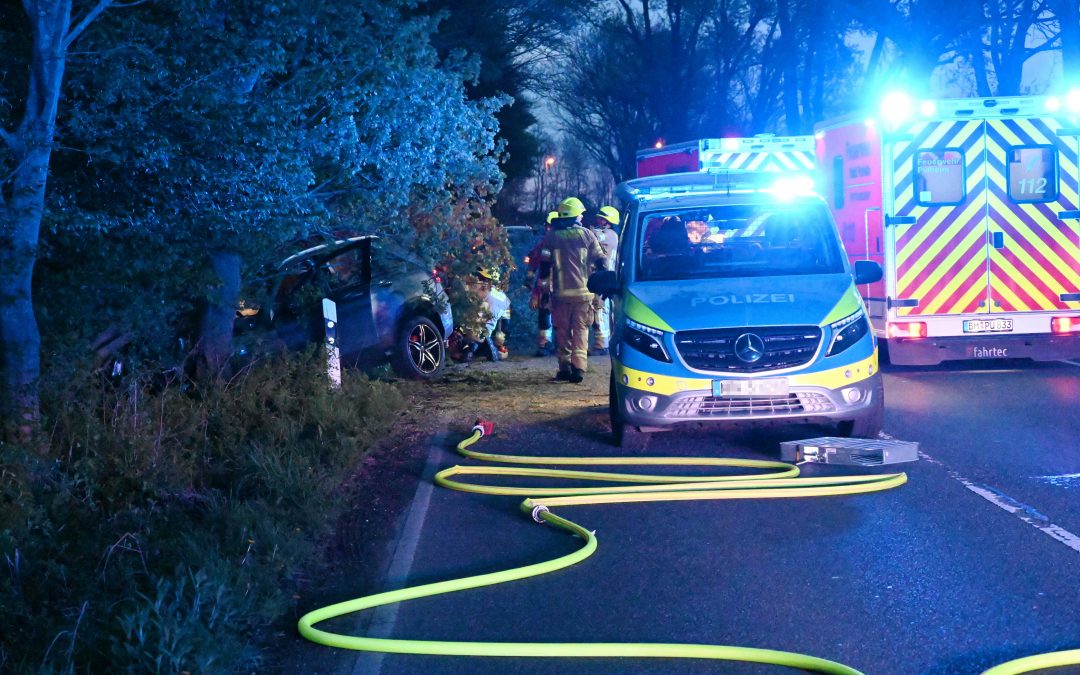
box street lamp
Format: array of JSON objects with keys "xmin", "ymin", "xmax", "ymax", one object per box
[{"xmin": 538, "ymin": 155, "xmax": 556, "ymax": 214}]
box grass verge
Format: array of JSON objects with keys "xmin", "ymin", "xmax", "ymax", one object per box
[{"xmin": 0, "ymin": 351, "xmax": 406, "ymax": 673}]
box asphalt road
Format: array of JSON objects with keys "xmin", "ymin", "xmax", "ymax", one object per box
[{"xmin": 348, "ymin": 358, "xmax": 1080, "ymax": 675}]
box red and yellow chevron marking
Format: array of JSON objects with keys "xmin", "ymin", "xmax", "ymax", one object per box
[
  {"xmin": 891, "ymin": 120, "xmax": 992, "ymax": 317},
  {"xmin": 984, "ymin": 118, "xmax": 1080, "ymax": 312},
  {"xmin": 710, "ymin": 150, "xmax": 815, "ymax": 172}
]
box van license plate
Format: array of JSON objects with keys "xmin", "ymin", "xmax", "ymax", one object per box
[
  {"xmin": 715, "ymin": 378, "xmax": 789, "ymax": 397},
  {"xmin": 963, "ymin": 318, "xmax": 1013, "ymax": 333}
]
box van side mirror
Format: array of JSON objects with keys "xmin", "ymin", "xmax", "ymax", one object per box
[
  {"xmin": 853, "ymin": 260, "xmax": 883, "ymax": 285},
  {"xmin": 588, "ymin": 270, "xmax": 618, "ymax": 298}
]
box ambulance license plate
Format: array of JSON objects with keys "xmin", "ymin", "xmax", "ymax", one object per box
[
  {"xmin": 714, "ymin": 378, "xmax": 789, "ymax": 397},
  {"xmin": 963, "ymin": 318, "xmax": 1014, "ymax": 333}
]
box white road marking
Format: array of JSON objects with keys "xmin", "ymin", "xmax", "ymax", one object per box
[
  {"xmin": 1036, "ymin": 472, "xmax": 1080, "ymax": 488},
  {"xmin": 1062, "ymin": 359, "xmax": 1080, "ymax": 367},
  {"xmin": 920, "ymin": 451, "xmax": 1080, "ymax": 555},
  {"xmin": 352, "ymin": 427, "xmax": 452, "ymax": 675}
]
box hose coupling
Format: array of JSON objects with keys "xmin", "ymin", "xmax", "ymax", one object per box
[
  {"xmin": 530, "ymin": 504, "xmax": 550, "ymax": 524},
  {"xmin": 472, "ymin": 419, "xmax": 494, "ymax": 437}
]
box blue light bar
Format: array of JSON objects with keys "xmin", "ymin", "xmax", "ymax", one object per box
[{"xmin": 617, "ymin": 170, "xmax": 817, "ymax": 201}]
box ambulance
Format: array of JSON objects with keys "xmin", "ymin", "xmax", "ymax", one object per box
[
  {"xmin": 636, "ymin": 135, "xmax": 816, "ymax": 177},
  {"xmin": 589, "ymin": 170, "xmax": 885, "ymax": 447},
  {"xmin": 814, "ymin": 93, "xmax": 1080, "ymax": 365}
]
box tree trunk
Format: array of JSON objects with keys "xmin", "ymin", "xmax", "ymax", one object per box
[
  {"xmin": 0, "ymin": 1, "xmax": 115, "ymax": 442},
  {"xmin": 1058, "ymin": 2, "xmax": 1080, "ymax": 83},
  {"xmin": 776, "ymin": 0, "xmax": 802, "ymax": 134},
  {"xmin": 195, "ymin": 249, "xmax": 241, "ymax": 380},
  {"xmin": 971, "ymin": 34, "xmax": 992, "ymax": 96},
  {"xmin": 0, "ymin": 145, "xmax": 47, "ymax": 439}
]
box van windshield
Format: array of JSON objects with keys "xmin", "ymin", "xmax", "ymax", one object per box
[{"xmin": 636, "ymin": 202, "xmax": 845, "ymax": 281}]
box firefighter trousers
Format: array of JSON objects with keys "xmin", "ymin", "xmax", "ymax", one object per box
[
  {"xmin": 592, "ymin": 298, "xmax": 611, "ymax": 349},
  {"xmin": 552, "ymin": 297, "xmax": 593, "ymax": 371}
]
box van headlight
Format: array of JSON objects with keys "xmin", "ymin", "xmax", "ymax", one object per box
[
  {"xmin": 826, "ymin": 310, "xmax": 869, "ymax": 357},
  {"xmin": 622, "ymin": 319, "xmax": 672, "ymax": 363}
]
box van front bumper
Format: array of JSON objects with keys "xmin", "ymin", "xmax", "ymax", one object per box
[{"xmin": 613, "ymin": 355, "xmax": 881, "ymax": 429}]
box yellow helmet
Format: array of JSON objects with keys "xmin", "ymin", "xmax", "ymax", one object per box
[
  {"xmin": 596, "ymin": 205, "xmax": 620, "ymax": 226},
  {"xmin": 476, "ymin": 266, "xmax": 500, "ymax": 283},
  {"xmin": 557, "ymin": 197, "xmax": 586, "ymax": 218},
  {"xmin": 546, "ymin": 210, "xmax": 559, "ymax": 224}
]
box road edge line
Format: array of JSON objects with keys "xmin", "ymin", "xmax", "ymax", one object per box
[{"xmin": 350, "ymin": 422, "xmax": 452, "ymax": 675}]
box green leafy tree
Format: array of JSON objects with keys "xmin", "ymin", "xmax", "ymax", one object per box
[{"xmin": 25, "ymin": 0, "xmax": 504, "ymax": 387}]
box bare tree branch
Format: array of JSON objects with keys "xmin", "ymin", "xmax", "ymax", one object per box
[
  {"xmin": 64, "ymin": 0, "xmax": 113, "ymax": 49},
  {"xmin": 616, "ymin": 0, "xmax": 643, "ymax": 44}
]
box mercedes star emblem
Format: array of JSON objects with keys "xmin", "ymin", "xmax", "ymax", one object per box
[{"xmin": 734, "ymin": 333, "xmax": 766, "ymax": 363}]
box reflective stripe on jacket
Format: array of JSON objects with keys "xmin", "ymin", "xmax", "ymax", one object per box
[{"xmin": 540, "ymin": 224, "xmax": 606, "ymax": 301}]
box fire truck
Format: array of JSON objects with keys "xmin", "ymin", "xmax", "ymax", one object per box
[
  {"xmin": 814, "ymin": 93, "xmax": 1080, "ymax": 364},
  {"xmin": 636, "ymin": 135, "xmax": 815, "ymax": 177}
]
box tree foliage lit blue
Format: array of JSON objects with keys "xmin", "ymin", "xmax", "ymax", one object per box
[{"xmin": 1, "ymin": 0, "xmax": 508, "ymax": 424}]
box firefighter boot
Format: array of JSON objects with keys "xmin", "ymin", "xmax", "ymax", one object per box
[
  {"xmin": 485, "ymin": 337, "xmax": 501, "ymax": 362},
  {"xmin": 569, "ymin": 366, "xmax": 584, "ymax": 384},
  {"xmin": 555, "ymin": 364, "xmax": 572, "ymax": 381}
]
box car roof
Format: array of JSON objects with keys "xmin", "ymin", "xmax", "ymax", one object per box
[{"xmin": 278, "ymin": 235, "xmax": 378, "ymax": 268}]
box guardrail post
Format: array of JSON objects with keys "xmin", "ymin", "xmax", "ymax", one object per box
[{"xmin": 323, "ymin": 298, "xmax": 341, "ymax": 390}]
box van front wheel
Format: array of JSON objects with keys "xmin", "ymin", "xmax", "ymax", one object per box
[
  {"xmin": 610, "ymin": 373, "xmax": 648, "ymax": 450},
  {"xmin": 836, "ymin": 378, "xmax": 884, "ymax": 438}
]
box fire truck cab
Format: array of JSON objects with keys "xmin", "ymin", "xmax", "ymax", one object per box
[
  {"xmin": 637, "ymin": 135, "xmax": 816, "ymax": 177},
  {"xmin": 815, "ymin": 94, "xmax": 1080, "ymax": 365}
]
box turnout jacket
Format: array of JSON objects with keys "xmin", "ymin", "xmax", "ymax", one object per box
[{"xmin": 540, "ymin": 218, "xmax": 607, "ymax": 302}]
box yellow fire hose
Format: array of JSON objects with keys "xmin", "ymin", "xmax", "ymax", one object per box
[{"xmin": 298, "ymin": 422, "xmax": 1077, "ymax": 674}]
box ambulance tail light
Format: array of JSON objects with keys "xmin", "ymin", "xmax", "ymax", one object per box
[
  {"xmin": 1051, "ymin": 316, "xmax": 1080, "ymax": 334},
  {"xmin": 887, "ymin": 321, "xmax": 927, "ymax": 339}
]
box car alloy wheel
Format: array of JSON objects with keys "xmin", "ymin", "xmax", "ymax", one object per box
[{"xmin": 406, "ymin": 318, "xmax": 443, "ymax": 376}]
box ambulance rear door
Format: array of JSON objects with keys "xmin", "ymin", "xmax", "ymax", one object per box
[
  {"xmin": 983, "ymin": 117, "xmax": 1080, "ymax": 320},
  {"xmin": 885, "ymin": 119, "xmax": 992, "ymax": 321}
]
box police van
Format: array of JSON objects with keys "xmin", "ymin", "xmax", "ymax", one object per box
[{"xmin": 589, "ymin": 171, "xmax": 886, "ymax": 447}]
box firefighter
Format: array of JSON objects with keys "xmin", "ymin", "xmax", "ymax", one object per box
[
  {"xmin": 590, "ymin": 205, "xmax": 620, "ymax": 355},
  {"xmin": 451, "ymin": 267, "xmax": 510, "ymax": 363},
  {"xmin": 475, "ymin": 266, "xmax": 510, "ymax": 362},
  {"xmin": 523, "ymin": 211, "xmax": 558, "ymax": 356},
  {"xmin": 539, "ymin": 197, "xmax": 607, "ymax": 383}
]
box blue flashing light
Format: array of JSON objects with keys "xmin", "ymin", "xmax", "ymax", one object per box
[
  {"xmin": 769, "ymin": 175, "xmax": 817, "ymax": 201},
  {"xmin": 1066, "ymin": 90, "xmax": 1080, "ymax": 113},
  {"xmin": 880, "ymin": 91, "xmax": 914, "ymax": 127}
]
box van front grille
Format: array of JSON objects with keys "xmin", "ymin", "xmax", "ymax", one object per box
[
  {"xmin": 674, "ymin": 326, "xmax": 821, "ymax": 373},
  {"xmin": 666, "ymin": 392, "xmax": 834, "ymax": 418}
]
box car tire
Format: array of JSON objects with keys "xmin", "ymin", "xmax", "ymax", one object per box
[
  {"xmin": 836, "ymin": 377, "xmax": 884, "ymax": 438},
  {"xmin": 393, "ymin": 315, "xmax": 445, "ymax": 380},
  {"xmin": 610, "ymin": 373, "xmax": 648, "ymax": 450}
]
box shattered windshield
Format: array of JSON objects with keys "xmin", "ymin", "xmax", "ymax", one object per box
[{"xmin": 636, "ymin": 202, "xmax": 845, "ymax": 281}]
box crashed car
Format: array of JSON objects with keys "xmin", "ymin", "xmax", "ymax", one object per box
[{"xmin": 235, "ymin": 235, "xmax": 453, "ymax": 379}]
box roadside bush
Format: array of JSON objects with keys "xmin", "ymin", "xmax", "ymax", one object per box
[{"xmin": 0, "ymin": 351, "xmax": 406, "ymax": 672}]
